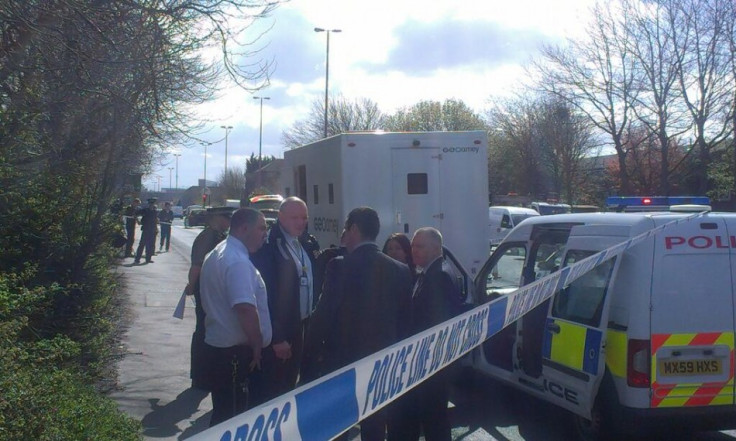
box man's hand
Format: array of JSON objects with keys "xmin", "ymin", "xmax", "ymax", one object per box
[
  {"xmin": 250, "ymin": 348, "xmax": 262, "ymax": 372},
  {"xmin": 184, "ymin": 283, "xmax": 192, "ymax": 296},
  {"xmin": 273, "ymin": 341, "xmax": 292, "ymax": 360}
]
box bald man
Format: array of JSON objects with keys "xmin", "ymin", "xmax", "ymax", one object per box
[
  {"xmin": 388, "ymin": 227, "xmax": 462, "ymax": 441},
  {"xmin": 250, "ymin": 196, "xmax": 320, "ymax": 405}
]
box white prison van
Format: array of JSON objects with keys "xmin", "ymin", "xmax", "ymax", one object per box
[
  {"xmin": 471, "ymin": 211, "xmax": 736, "ymax": 440},
  {"xmin": 488, "ymin": 206, "xmax": 539, "ymax": 247},
  {"xmin": 281, "ymin": 131, "xmax": 490, "ymax": 278}
]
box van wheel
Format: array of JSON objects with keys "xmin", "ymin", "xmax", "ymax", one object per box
[
  {"xmin": 574, "ymin": 371, "xmax": 619, "ymax": 441},
  {"xmin": 573, "ymin": 403, "xmax": 606, "ymax": 441}
]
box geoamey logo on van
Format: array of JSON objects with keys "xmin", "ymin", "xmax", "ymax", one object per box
[{"xmin": 442, "ymin": 147, "xmax": 479, "ymax": 153}]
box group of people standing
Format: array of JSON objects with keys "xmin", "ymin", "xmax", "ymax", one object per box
[
  {"xmin": 122, "ymin": 197, "xmax": 175, "ymax": 264},
  {"xmin": 186, "ymin": 197, "xmax": 464, "ymax": 441}
]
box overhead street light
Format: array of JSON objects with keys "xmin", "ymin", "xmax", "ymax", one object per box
[
  {"xmin": 201, "ymin": 141, "xmax": 212, "ymax": 190},
  {"xmin": 172, "ymin": 153, "xmax": 181, "ymax": 190},
  {"xmin": 220, "ymin": 125, "xmax": 233, "ymax": 173},
  {"xmin": 314, "ymin": 27, "xmax": 342, "ymax": 138},
  {"xmin": 253, "ymin": 96, "xmax": 270, "ymax": 185},
  {"xmin": 168, "ymin": 167, "xmax": 174, "ymax": 190}
]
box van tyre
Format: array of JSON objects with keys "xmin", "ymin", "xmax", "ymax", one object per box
[{"xmin": 573, "ymin": 371, "xmax": 619, "ymax": 441}]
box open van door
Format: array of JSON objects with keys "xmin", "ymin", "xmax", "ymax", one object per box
[{"xmin": 541, "ymin": 225, "xmax": 629, "ymax": 419}]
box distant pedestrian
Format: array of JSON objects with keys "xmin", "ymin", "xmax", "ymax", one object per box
[
  {"xmin": 387, "ymin": 227, "xmax": 462, "ymax": 441},
  {"xmin": 332, "ymin": 207, "xmax": 412, "ymax": 441},
  {"xmin": 134, "ymin": 198, "xmax": 158, "ymax": 264},
  {"xmin": 186, "ymin": 206, "xmax": 235, "ymax": 390},
  {"xmin": 158, "ymin": 202, "xmax": 174, "ymax": 252},
  {"xmin": 249, "ymin": 196, "xmax": 320, "ymax": 405},
  {"xmin": 123, "ymin": 198, "xmax": 141, "ymax": 257},
  {"xmin": 199, "ymin": 208, "xmax": 270, "ymax": 426}
]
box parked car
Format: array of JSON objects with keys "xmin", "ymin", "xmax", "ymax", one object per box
[
  {"xmin": 249, "ymin": 194, "xmax": 283, "ymax": 227},
  {"xmin": 488, "ymin": 206, "xmax": 539, "ymax": 247},
  {"xmin": 184, "ymin": 207, "xmax": 207, "ymax": 228},
  {"xmin": 172, "ymin": 205, "xmax": 184, "ymax": 218}
]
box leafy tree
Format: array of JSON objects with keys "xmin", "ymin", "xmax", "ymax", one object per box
[
  {"xmin": 487, "ymin": 94, "xmax": 597, "ymax": 204},
  {"xmin": 0, "ymin": 1, "xmax": 281, "ymax": 436},
  {"xmin": 218, "ymin": 166, "xmax": 247, "ymax": 200},
  {"xmin": 282, "ymin": 95, "xmax": 385, "ymax": 148},
  {"xmin": 384, "ymin": 99, "xmax": 488, "ymax": 132},
  {"xmin": 667, "ymin": 0, "xmax": 733, "ymax": 194},
  {"xmin": 536, "ymin": 1, "xmax": 639, "ymax": 194}
]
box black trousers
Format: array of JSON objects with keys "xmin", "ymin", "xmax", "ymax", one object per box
[
  {"xmin": 191, "ymin": 290, "xmax": 209, "ymax": 389},
  {"xmin": 387, "ymin": 371, "xmax": 451, "ymax": 441},
  {"xmin": 333, "ymin": 409, "xmax": 387, "ymax": 441},
  {"xmin": 125, "ymin": 224, "xmax": 136, "ymax": 256},
  {"xmin": 159, "ymin": 225, "xmax": 171, "ymax": 250},
  {"xmin": 206, "ymin": 345, "xmax": 254, "ymax": 427},
  {"xmin": 135, "ymin": 229, "xmax": 156, "ymax": 261},
  {"xmin": 249, "ymin": 320, "xmax": 306, "ymax": 406}
]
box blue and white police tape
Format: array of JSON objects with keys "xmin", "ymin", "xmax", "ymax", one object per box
[{"xmin": 187, "ymin": 211, "xmax": 706, "ymax": 441}]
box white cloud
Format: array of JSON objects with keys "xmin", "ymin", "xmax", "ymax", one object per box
[{"xmin": 159, "ymin": 0, "xmax": 596, "ymax": 189}]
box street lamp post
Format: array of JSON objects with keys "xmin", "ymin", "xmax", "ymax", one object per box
[
  {"xmin": 173, "ymin": 153, "xmax": 181, "ymax": 190},
  {"xmin": 200, "ymin": 142, "xmax": 212, "ymax": 207},
  {"xmin": 314, "ymin": 27, "xmax": 341, "ymax": 138},
  {"xmin": 253, "ymin": 96, "xmax": 271, "ymax": 185},
  {"xmin": 221, "ymin": 125, "xmax": 233, "ymax": 174},
  {"xmin": 168, "ymin": 167, "xmax": 174, "ymax": 190}
]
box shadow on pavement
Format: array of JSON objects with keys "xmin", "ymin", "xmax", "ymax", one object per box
[
  {"xmin": 179, "ymin": 411, "xmax": 212, "ymax": 440},
  {"xmin": 449, "ymin": 370, "xmax": 573, "ymax": 441},
  {"xmin": 141, "ymin": 387, "xmax": 209, "ymax": 438}
]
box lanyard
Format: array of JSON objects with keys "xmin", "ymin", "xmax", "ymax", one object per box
[{"xmin": 287, "ymin": 239, "xmax": 307, "ymax": 275}]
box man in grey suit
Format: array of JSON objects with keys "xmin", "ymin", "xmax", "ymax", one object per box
[{"xmin": 333, "ymin": 207, "xmax": 413, "ymax": 441}]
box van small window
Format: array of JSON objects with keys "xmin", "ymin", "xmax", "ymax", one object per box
[
  {"xmin": 313, "ymin": 184, "xmax": 319, "ymax": 205},
  {"xmin": 552, "ymin": 251, "xmax": 616, "ymax": 327},
  {"xmin": 501, "ymin": 214, "xmax": 511, "ymax": 228},
  {"xmin": 328, "ymin": 183, "xmax": 334, "ymax": 204},
  {"xmin": 407, "ymin": 173, "xmax": 428, "ymax": 195}
]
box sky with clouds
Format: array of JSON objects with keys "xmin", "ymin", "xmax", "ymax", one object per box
[{"xmin": 152, "ymin": 0, "xmax": 596, "ymax": 192}]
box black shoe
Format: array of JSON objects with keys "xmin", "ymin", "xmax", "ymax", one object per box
[
  {"xmin": 133, "ymin": 259, "xmax": 141, "ymax": 264},
  {"xmin": 146, "ymin": 259, "xmax": 154, "ymax": 263}
]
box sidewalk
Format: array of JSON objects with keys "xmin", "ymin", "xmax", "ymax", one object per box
[{"xmin": 110, "ymin": 234, "xmax": 212, "ymax": 440}]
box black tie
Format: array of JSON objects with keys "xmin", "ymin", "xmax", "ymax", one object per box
[{"xmin": 413, "ymin": 272, "xmax": 424, "ymax": 297}]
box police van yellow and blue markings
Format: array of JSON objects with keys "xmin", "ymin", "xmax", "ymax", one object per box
[
  {"xmin": 542, "ymin": 319, "xmax": 602, "ymax": 376},
  {"xmin": 651, "ymin": 332, "xmax": 735, "ymax": 408},
  {"xmin": 189, "ymin": 211, "xmax": 706, "ymax": 441},
  {"xmin": 604, "ymin": 329, "xmax": 628, "ymax": 379}
]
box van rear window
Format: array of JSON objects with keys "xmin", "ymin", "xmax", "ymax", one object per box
[{"xmin": 407, "ymin": 173, "xmax": 428, "ymax": 194}]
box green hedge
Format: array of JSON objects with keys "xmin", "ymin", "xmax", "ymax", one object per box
[{"xmin": 0, "ymin": 258, "xmax": 141, "ymax": 440}]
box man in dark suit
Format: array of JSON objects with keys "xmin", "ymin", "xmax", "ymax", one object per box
[
  {"xmin": 250, "ymin": 197, "xmax": 320, "ymax": 405},
  {"xmin": 334, "ymin": 207, "xmax": 413, "ymax": 441},
  {"xmin": 300, "ymin": 244, "xmax": 346, "ymax": 384},
  {"xmin": 134, "ymin": 198, "xmax": 158, "ymax": 264},
  {"xmin": 388, "ymin": 227, "xmax": 462, "ymax": 441}
]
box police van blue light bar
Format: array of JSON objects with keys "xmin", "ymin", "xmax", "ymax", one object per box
[{"xmin": 605, "ymin": 196, "xmax": 710, "ymax": 212}]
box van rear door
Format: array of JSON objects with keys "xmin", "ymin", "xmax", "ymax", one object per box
[
  {"xmin": 650, "ymin": 216, "xmax": 734, "ymax": 408},
  {"xmin": 541, "ymin": 225, "xmax": 628, "ymax": 418},
  {"xmin": 390, "ymin": 148, "xmax": 441, "ymax": 235}
]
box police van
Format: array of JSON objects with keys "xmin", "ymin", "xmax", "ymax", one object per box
[{"xmin": 470, "ymin": 207, "xmax": 736, "ymax": 439}]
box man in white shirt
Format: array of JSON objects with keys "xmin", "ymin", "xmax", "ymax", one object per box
[{"xmin": 199, "ymin": 208, "xmax": 270, "ymax": 427}]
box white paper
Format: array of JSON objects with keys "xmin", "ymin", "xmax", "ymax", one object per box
[{"xmin": 173, "ymin": 289, "xmax": 187, "ymax": 319}]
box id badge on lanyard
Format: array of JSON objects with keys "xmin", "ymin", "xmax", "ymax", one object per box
[{"xmin": 300, "ymin": 271, "xmax": 310, "ymax": 318}]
